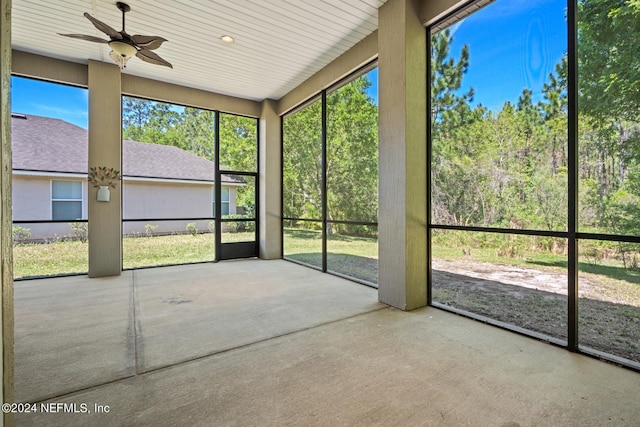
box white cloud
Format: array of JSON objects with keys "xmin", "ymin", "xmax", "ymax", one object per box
[{"xmin": 30, "ymin": 104, "xmax": 88, "ymax": 118}]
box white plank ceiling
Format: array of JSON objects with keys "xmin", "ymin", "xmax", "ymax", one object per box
[{"xmin": 11, "ymin": 0, "xmax": 386, "ymax": 101}]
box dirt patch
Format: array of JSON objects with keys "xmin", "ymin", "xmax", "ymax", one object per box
[
  {"xmin": 434, "ymin": 259, "xmax": 600, "ymax": 296},
  {"xmin": 432, "ymin": 259, "xmax": 640, "ymax": 363}
]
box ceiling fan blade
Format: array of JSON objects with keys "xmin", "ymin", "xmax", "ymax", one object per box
[
  {"xmin": 83, "ymin": 12, "xmax": 122, "ymax": 39},
  {"xmin": 136, "ymin": 48, "xmax": 173, "ymax": 68},
  {"xmin": 58, "ymin": 33, "xmax": 109, "ymax": 43},
  {"xmin": 131, "ymin": 35, "xmax": 167, "ymax": 50}
]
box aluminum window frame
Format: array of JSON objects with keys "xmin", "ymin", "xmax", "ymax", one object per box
[
  {"xmin": 51, "ymin": 179, "xmax": 84, "ymax": 221},
  {"xmin": 281, "ymin": 60, "xmax": 379, "ymax": 288},
  {"xmin": 427, "ymin": 0, "xmax": 640, "ymax": 372}
]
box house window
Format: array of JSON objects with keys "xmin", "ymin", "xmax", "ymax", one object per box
[
  {"xmin": 213, "ymin": 187, "xmax": 230, "ymax": 217},
  {"xmin": 52, "ymin": 180, "xmax": 82, "ymax": 220}
]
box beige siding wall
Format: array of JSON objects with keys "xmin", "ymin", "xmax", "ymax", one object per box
[
  {"xmin": 12, "ymin": 175, "xmax": 88, "ymax": 241},
  {"xmin": 123, "ymin": 181, "xmax": 212, "ymax": 219},
  {"xmin": 122, "ymin": 181, "xmax": 236, "ymax": 235},
  {"xmin": 12, "ymin": 175, "xmax": 239, "ymax": 239},
  {"xmin": 12, "ymin": 176, "xmax": 51, "ymax": 221}
]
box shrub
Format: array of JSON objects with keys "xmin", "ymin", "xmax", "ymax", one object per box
[
  {"xmin": 12, "ymin": 225, "xmax": 31, "ymax": 245},
  {"xmin": 186, "ymin": 222, "xmax": 198, "ymax": 236},
  {"xmin": 145, "ymin": 224, "xmax": 158, "ymax": 237},
  {"xmin": 69, "ymin": 222, "xmax": 88, "ymax": 243},
  {"xmin": 223, "ymin": 215, "xmax": 255, "ymax": 232}
]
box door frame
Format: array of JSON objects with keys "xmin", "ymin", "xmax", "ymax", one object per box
[{"xmin": 214, "ymin": 113, "xmax": 259, "ymax": 260}]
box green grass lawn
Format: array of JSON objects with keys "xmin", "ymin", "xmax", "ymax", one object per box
[
  {"xmin": 13, "ymin": 232, "xmax": 257, "ymax": 279},
  {"xmin": 283, "ymin": 228, "xmax": 378, "ymax": 284},
  {"xmin": 13, "ymin": 227, "xmax": 380, "ymax": 283},
  {"xmin": 15, "ymin": 229, "xmax": 640, "ymax": 294},
  {"xmin": 122, "ymin": 233, "xmax": 217, "ymax": 269},
  {"xmin": 13, "ymin": 240, "xmax": 89, "ymax": 279}
]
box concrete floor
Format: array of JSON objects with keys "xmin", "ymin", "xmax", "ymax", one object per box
[{"xmin": 13, "ymin": 259, "xmax": 640, "ymax": 426}]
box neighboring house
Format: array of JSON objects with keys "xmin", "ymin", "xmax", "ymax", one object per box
[{"xmin": 11, "ymin": 113, "xmax": 243, "ymax": 241}]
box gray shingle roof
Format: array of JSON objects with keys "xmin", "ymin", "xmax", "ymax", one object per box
[
  {"xmin": 12, "ymin": 114, "xmax": 87, "ymax": 174},
  {"xmin": 11, "ymin": 114, "xmax": 242, "ymax": 183}
]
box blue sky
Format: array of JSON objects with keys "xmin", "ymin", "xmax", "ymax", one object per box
[
  {"xmin": 11, "ymin": 0, "xmax": 565, "ymax": 125},
  {"xmin": 445, "ymin": 0, "xmax": 567, "ymax": 112},
  {"xmin": 11, "ymin": 77, "xmax": 89, "ymax": 129},
  {"xmin": 366, "ymin": 68, "xmax": 378, "ymax": 104}
]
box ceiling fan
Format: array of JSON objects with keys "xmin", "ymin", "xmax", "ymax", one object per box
[{"xmin": 59, "ymin": 2, "xmax": 172, "ymax": 69}]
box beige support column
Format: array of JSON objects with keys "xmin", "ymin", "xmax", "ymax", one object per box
[
  {"xmin": 1, "ymin": 0, "xmax": 13, "ymax": 423},
  {"xmin": 259, "ymin": 99, "xmax": 282, "ymax": 259},
  {"xmin": 378, "ymin": 0, "xmax": 428, "ymax": 310},
  {"xmin": 88, "ymin": 60, "xmax": 122, "ymax": 277}
]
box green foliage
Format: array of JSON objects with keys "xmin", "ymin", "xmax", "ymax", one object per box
[
  {"xmin": 123, "ymin": 98, "xmax": 215, "ymax": 161},
  {"xmin": 428, "ymin": 1, "xmax": 640, "ymax": 274},
  {"xmin": 145, "ymin": 224, "xmax": 158, "ymax": 237},
  {"xmin": 283, "ymin": 99, "xmax": 323, "ymax": 220},
  {"xmin": 186, "ymin": 223, "xmax": 198, "ymax": 236},
  {"xmin": 578, "ymin": 0, "xmax": 640, "ymax": 122},
  {"xmin": 429, "ymin": 5, "xmax": 638, "ymax": 244},
  {"xmin": 219, "ymin": 113, "xmax": 257, "ymax": 171},
  {"xmin": 431, "ymin": 29, "xmax": 478, "ymax": 141},
  {"xmin": 12, "ymin": 226, "xmax": 31, "ymax": 245},
  {"xmin": 223, "ymin": 215, "xmax": 256, "ymax": 233},
  {"xmin": 283, "ymin": 74, "xmax": 378, "ymax": 236},
  {"xmin": 326, "ymin": 76, "xmax": 378, "ymax": 227},
  {"xmin": 69, "ymin": 222, "xmax": 88, "ymax": 243}
]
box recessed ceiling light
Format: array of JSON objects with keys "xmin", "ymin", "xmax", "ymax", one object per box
[{"xmin": 220, "ymin": 35, "xmax": 234, "ymax": 44}]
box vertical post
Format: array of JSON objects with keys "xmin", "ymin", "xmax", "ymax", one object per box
[
  {"xmin": 214, "ymin": 112, "xmax": 221, "ymax": 261},
  {"xmin": 259, "ymin": 99, "xmax": 282, "ymax": 259},
  {"xmin": 426, "ymin": 30, "xmax": 433, "ymax": 307},
  {"xmin": 280, "ymin": 115, "xmax": 285, "ymax": 258},
  {"xmin": 378, "ymin": 0, "xmax": 428, "ymax": 310},
  {"xmin": 0, "ymin": 0, "xmax": 13, "ymax": 423},
  {"xmin": 88, "ymin": 60, "xmax": 122, "ymax": 277},
  {"xmin": 567, "ymin": 0, "xmax": 579, "ymax": 351},
  {"xmin": 321, "ymin": 91, "xmax": 327, "ymax": 272}
]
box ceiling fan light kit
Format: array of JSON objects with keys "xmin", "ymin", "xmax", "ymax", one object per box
[
  {"xmin": 109, "ymin": 40, "xmax": 137, "ymax": 58},
  {"xmin": 58, "ymin": 2, "xmax": 172, "ymax": 69}
]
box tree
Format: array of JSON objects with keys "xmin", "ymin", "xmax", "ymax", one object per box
[
  {"xmin": 430, "ymin": 29, "xmax": 476, "ymax": 141},
  {"xmin": 282, "ymin": 74, "xmax": 379, "ymax": 235},
  {"xmin": 326, "ymin": 76, "xmax": 378, "ymax": 229},
  {"xmin": 219, "ymin": 113, "xmax": 257, "ymax": 171},
  {"xmin": 430, "ymin": 28, "xmax": 570, "ymax": 232},
  {"xmin": 180, "ymin": 108, "xmax": 215, "ymax": 161},
  {"xmin": 576, "ymin": 0, "xmax": 640, "ymax": 234},
  {"xmin": 578, "ymin": 0, "xmax": 640, "ymax": 122},
  {"xmin": 541, "ymin": 56, "xmax": 568, "ymax": 175},
  {"xmin": 219, "ymin": 113, "xmax": 258, "ymax": 217},
  {"xmin": 282, "ymin": 100, "xmax": 323, "ymax": 221},
  {"xmin": 122, "ymin": 97, "xmax": 152, "ymax": 142}
]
